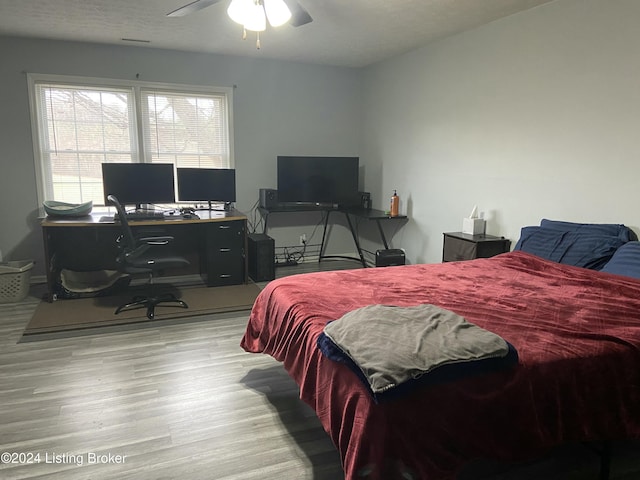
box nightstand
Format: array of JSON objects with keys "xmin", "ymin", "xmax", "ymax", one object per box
[{"xmin": 442, "ymin": 232, "xmax": 511, "ymax": 262}]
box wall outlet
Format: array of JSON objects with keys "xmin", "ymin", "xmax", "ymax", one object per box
[{"xmin": 299, "ymin": 233, "xmax": 307, "ymax": 246}]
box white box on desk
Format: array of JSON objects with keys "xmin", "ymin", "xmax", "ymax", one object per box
[{"xmin": 462, "ymin": 218, "xmax": 485, "ymax": 235}]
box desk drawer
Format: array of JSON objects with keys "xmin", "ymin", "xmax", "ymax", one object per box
[
  {"xmin": 207, "ymin": 220, "xmax": 245, "ymax": 246},
  {"xmin": 204, "ymin": 220, "xmax": 246, "ymax": 286},
  {"xmin": 206, "ymin": 250, "xmax": 245, "ymax": 286}
]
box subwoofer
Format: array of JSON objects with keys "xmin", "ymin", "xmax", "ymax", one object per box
[
  {"xmin": 248, "ymin": 233, "xmax": 275, "ymax": 281},
  {"xmin": 375, "ymin": 248, "xmax": 406, "ymax": 267},
  {"xmin": 259, "ymin": 188, "xmax": 278, "ymax": 209}
]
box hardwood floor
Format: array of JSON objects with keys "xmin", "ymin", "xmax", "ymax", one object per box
[
  {"xmin": 0, "ymin": 263, "xmax": 350, "ymax": 480},
  {"xmin": 1, "ymin": 259, "xmax": 639, "ymax": 479}
]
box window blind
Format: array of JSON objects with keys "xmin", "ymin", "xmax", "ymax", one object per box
[
  {"xmin": 34, "ymin": 83, "xmax": 136, "ymax": 204},
  {"xmin": 141, "ymin": 89, "xmax": 230, "ymax": 169}
]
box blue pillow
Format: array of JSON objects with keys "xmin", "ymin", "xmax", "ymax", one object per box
[
  {"xmin": 514, "ymin": 226, "xmax": 625, "ymax": 270},
  {"xmin": 514, "ymin": 226, "xmax": 564, "ymax": 258},
  {"xmin": 539, "ymin": 219, "xmax": 636, "ymax": 242},
  {"xmin": 601, "ymin": 242, "xmax": 640, "ymax": 279}
]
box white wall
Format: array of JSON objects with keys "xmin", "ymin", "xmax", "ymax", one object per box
[
  {"xmin": 0, "ymin": 37, "xmax": 362, "ymax": 275},
  {"xmin": 5, "ymin": 0, "xmax": 640, "ymax": 274},
  {"xmin": 361, "ymin": 0, "xmax": 640, "ymax": 264}
]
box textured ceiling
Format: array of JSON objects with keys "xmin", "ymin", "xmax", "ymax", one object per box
[{"xmin": 0, "ymin": 0, "xmax": 555, "ymax": 67}]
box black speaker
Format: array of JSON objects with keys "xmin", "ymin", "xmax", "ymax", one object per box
[
  {"xmin": 375, "ymin": 249, "xmax": 406, "ymax": 267},
  {"xmin": 248, "ymin": 233, "xmax": 275, "ymax": 282},
  {"xmin": 259, "ymin": 188, "xmax": 278, "ymax": 209}
]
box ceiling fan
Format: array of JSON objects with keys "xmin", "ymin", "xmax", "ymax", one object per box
[{"xmin": 167, "ymin": 0, "xmax": 313, "ymax": 27}]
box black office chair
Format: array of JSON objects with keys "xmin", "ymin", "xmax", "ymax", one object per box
[{"xmin": 107, "ymin": 194, "xmax": 189, "ymax": 319}]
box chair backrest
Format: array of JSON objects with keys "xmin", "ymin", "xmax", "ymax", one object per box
[{"xmin": 107, "ymin": 195, "xmax": 136, "ymax": 251}]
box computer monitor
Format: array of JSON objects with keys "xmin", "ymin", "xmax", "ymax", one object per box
[
  {"xmin": 177, "ymin": 168, "xmax": 236, "ymax": 209},
  {"xmin": 101, "ymin": 163, "xmax": 175, "ymax": 209},
  {"xmin": 277, "ymin": 156, "xmax": 360, "ymax": 207}
]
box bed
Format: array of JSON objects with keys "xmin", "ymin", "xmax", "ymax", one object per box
[{"xmin": 240, "ymin": 220, "xmax": 640, "ymax": 479}]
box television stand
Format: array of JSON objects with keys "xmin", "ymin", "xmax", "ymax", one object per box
[{"xmin": 258, "ymin": 205, "xmax": 408, "ymax": 268}]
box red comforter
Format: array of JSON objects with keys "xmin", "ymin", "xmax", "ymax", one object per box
[{"xmin": 240, "ymin": 251, "xmax": 640, "ymax": 479}]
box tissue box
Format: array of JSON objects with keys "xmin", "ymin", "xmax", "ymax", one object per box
[{"xmin": 462, "ymin": 218, "xmax": 485, "ymax": 235}]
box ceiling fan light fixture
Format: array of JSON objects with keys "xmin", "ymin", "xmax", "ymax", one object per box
[
  {"xmin": 227, "ymin": 0, "xmax": 254, "ymax": 25},
  {"xmin": 243, "ymin": 2, "xmax": 267, "ymax": 32},
  {"xmin": 263, "ymin": 0, "xmax": 292, "ymax": 27}
]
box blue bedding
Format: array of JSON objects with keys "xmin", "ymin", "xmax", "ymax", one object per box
[
  {"xmin": 539, "ymin": 218, "xmax": 636, "ymax": 241},
  {"xmin": 514, "ymin": 219, "xmax": 635, "ymax": 270},
  {"xmin": 601, "ymin": 241, "xmax": 640, "ymax": 279}
]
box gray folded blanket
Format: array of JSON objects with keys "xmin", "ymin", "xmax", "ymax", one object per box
[{"xmin": 322, "ymin": 304, "xmax": 512, "ymax": 396}]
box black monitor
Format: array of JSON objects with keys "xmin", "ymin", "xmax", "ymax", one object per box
[
  {"xmin": 177, "ymin": 168, "xmax": 236, "ymax": 208},
  {"xmin": 277, "ymin": 156, "xmax": 360, "ymax": 207},
  {"xmin": 101, "ymin": 163, "xmax": 175, "ymax": 209}
]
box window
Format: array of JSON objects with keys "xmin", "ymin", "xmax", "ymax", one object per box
[
  {"xmin": 142, "ymin": 90, "xmax": 230, "ymax": 168},
  {"xmin": 28, "ymin": 74, "xmax": 233, "ymax": 206}
]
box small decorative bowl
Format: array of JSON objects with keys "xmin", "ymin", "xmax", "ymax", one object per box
[{"xmin": 43, "ymin": 200, "xmax": 93, "ymax": 217}]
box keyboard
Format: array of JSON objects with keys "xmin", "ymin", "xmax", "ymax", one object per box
[{"xmin": 114, "ymin": 211, "xmax": 166, "ymax": 221}]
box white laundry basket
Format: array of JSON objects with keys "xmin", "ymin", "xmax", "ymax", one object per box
[{"xmin": 0, "ymin": 260, "xmax": 34, "ymax": 303}]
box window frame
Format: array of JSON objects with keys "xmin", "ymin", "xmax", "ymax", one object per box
[{"xmin": 27, "ymin": 73, "xmax": 234, "ymax": 208}]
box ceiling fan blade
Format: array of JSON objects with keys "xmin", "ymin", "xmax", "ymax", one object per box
[
  {"xmin": 167, "ymin": 0, "xmax": 223, "ymax": 17},
  {"xmin": 283, "ymin": 0, "xmax": 313, "ymax": 27}
]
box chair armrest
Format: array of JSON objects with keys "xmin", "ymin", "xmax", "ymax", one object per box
[
  {"xmin": 138, "ymin": 235, "xmax": 174, "ymax": 245},
  {"xmin": 122, "ymin": 236, "xmax": 174, "ymax": 262}
]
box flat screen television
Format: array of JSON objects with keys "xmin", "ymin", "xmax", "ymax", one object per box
[
  {"xmin": 277, "ymin": 156, "xmax": 360, "ymax": 207},
  {"xmin": 177, "ymin": 168, "xmax": 236, "ymax": 208},
  {"xmin": 101, "ymin": 163, "xmax": 175, "ymax": 208}
]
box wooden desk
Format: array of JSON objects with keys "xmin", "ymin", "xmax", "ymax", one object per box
[
  {"xmin": 41, "ymin": 209, "xmax": 248, "ymax": 302},
  {"xmin": 258, "ymin": 205, "xmax": 408, "ymax": 267}
]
